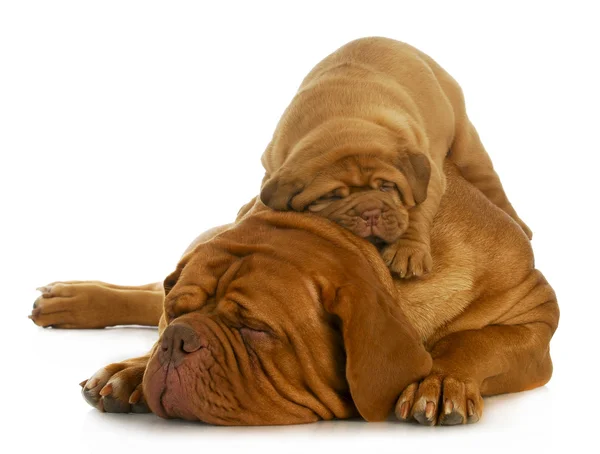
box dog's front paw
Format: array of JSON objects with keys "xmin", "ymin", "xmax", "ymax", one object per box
[
  {"xmin": 81, "ymin": 357, "xmax": 150, "ymax": 414},
  {"xmin": 30, "ymin": 282, "xmax": 95, "ymax": 328},
  {"xmin": 381, "ymin": 240, "xmax": 432, "ymax": 278},
  {"xmin": 395, "ymin": 374, "xmax": 483, "ymax": 425},
  {"xmin": 30, "ymin": 281, "xmax": 120, "ymax": 329}
]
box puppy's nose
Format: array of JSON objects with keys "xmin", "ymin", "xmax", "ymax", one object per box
[
  {"xmin": 361, "ymin": 209, "xmax": 381, "ymax": 226},
  {"xmin": 159, "ymin": 323, "xmax": 203, "ymax": 367}
]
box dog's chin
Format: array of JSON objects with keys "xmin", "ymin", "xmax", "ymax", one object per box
[{"xmin": 143, "ymin": 347, "xmax": 210, "ymax": 422}]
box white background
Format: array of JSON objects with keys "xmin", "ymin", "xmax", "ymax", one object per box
[{"xmin": 1, "ymin": 1, "xmax": 598, "ymax": 452}]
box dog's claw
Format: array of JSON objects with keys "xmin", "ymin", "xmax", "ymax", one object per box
[
  {"xmin": 129, "ymin": 389, "xmax": 142, "ymax": 405},
  {"xmin": 467, "ymin": 399, "xmax": 475, "ymax": 417},
  {"xmin": 399, "ymin": 401, "xmax": 410, "ymax": 419},
  {"xmin": 444, "ymin": 399, "xmax": 453, "ymax": 414},
  {"xmin": 79, "ymin": 380, "xmax": 88, "ymax": 388},
  {"xmin": 401, "ymin": 375, "xmax": 483, "ymax": 425},
  {"xmin": 425, "ymin": 401, "xmax": 436, "ymax": 420},
  {"xmin": 36, "ymin": 286, "xmax": 53, "ymax": 297},
  {"xmin": 99, "ymin": 383, "xmax": 113, "ymax": 396}
]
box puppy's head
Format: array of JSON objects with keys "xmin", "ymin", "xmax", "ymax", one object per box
[
  {"xmin": 143, "ymin": 211, "xmax": 431, "ymax": 425},
  {"xmin": 260, "ymin": 150, "xmax": 431, "ymax": 246}
]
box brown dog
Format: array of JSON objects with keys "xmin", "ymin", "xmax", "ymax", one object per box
[
  {"xmin": 30, "ymin": 164, "xmax": 557, "ymax": 425},
  {"xmin": 259, "ymin": 37, "xmax": 532, "ymax": 278}
]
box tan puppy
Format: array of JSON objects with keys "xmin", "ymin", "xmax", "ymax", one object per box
[
  {"xmin": 259, "ymin": 37, "xmax": 532, "ymax": 278},
  {"xmin": 30, "ymin": 163, "xmax": 557, "ymax": 425}
]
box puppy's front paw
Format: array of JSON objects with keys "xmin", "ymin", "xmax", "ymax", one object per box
[
  {"xmin": 81, "ymin": 357, "xmax": 150, "ymax": 414},
  {"xmin": 381, "ymin": 240, "xmax": 432, "ymax": 278},
  {"xmin": 395, "ymin": 374, "xmax": 483, "ymax": 425}
]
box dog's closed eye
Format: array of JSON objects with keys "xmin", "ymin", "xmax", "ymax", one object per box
[{"xmin": 240, "ymin": 326, "xmax": 272, "ymax": 343}]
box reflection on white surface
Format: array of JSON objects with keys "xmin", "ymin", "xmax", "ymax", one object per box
[
  {"xmin": 13, "ymin": 319, "xmax": 567, "ymax": 454},
  {"xmin": 75, "ymin": 386, "xmax": 558, "ymax": 454}
]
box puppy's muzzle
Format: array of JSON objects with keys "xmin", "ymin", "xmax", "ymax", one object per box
[{"xmin": 360, "ymin": 208, "xmax": 382, "ymax": 226}]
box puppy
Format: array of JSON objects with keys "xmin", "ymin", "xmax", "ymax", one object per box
[{"xmin": 259, "ymin": 37, "xmax": 532, "ymax": 278}]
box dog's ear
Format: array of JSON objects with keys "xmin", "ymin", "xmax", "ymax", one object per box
[
  {"xmin": 394, "ymin": 153, "xmax": 431, "ymax": 206},
  {"xmin": 260, "ymin": 171, "xmax": 305, "ymax": 211},
  {"xmin": 163, "ymin": 243, "xmax": 236, "ymax": 321},
  {"xmin": 323, "ymin": 281, "xmax": 432, "ymax": 421},
  {"xmin": 163, "ymin": 257, "xmax": 187, "ymax": 299}
]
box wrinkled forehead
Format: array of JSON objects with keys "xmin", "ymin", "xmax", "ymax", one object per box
[
  {"xmin": 289, "ymin": 155, "xmax": 400, "ymax": 209},
  {"xmin": 331, "ymin": 154, "xmax": 400, "ymax": 184},
  {"xmin": 233, "ymin": 259, "xmax": 325, "ymax": 323},
  {"xmin": 170, "ymin": 244, "xmax": 327, "ymax": 328}
]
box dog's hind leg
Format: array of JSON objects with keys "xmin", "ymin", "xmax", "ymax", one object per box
[{"xmin": 30, "ymin": 281, "xmax": 164, "ymax": 329}]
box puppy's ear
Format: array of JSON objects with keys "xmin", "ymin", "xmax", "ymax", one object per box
[
  {"xmin": 260, "ymin": 171, "xmax": 304, "ymax": 211},
  {"xmin": 323, "ymin": 282, "xmax": 432, "ymax": 421},
  {"xmin": 394, "ymin": 153, "xmax": 431, "ymax": 206}
]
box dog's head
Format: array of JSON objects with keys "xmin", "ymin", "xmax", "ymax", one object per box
[
  {"xmin": 143, "ymin": 210, "xmax": 431, "ymax": 425},
  {"xmin": 260, "ymin": 118, "xmax": 431, "ymax": 246}
]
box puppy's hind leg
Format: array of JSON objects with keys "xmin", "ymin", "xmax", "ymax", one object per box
[
  {"xmin": 30, "ymin": 281, "xmax": 164, "ymax": 329},
  {"xmin": 449, "ymin": 118, "xmax": 533, "ymax": 239}
]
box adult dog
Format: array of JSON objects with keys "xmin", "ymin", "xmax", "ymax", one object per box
[
  {"xmin": 30, "ymin": 164, "xmax": 558, "ymax": 425},
  {"xmin": 259, "ymin": 37, "xmax": 532, "ymax": 278}
]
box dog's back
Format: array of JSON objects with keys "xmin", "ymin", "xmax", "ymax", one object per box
[{"xmin": 397, "ymin": 162, "xmax": 556, "ymax": 348}]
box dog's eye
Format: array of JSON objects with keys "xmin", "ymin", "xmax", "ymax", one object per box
[
  {"xmin": 239, "ymin": 323, "xmax": 274, "ymax": 348},
  {"xmin": 240, "ymin": 326, "xmax": 271, "ymax": 340}
]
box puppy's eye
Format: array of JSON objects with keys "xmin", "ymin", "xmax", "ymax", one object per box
[
  {"xmin": 314, "ymin": 194, "xmax": 342, "ymax": 204},
  {"xmin": 380, "ymin": 182, "xmax": 396, "ymax": 192}
]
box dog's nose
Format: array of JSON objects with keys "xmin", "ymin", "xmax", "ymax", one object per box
[
  {"xmin": 159, "ymin": 323, "xmax": 203, "ymax": 367},
  {"xmin": 361, "ymin": 208, "xmax": 381, "ymax": 225}
]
